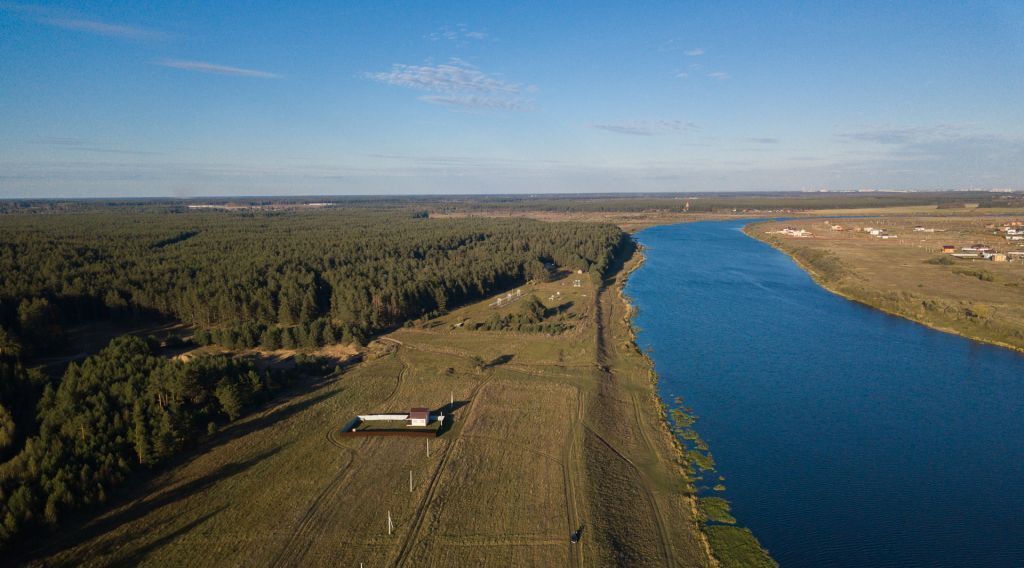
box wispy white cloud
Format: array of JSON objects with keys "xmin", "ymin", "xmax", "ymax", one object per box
[
  {"xmin": 41, "ymin": 17, "xmax": 163, "ymax": 39},
  {"xmin": 156, "ymin": 59, "xmax": 280, "ymax": 79},
  {"xmin": 707, "ymin": 71, "xmax": 730, "ymax": 80},
  {"xmin": 590, "ymin": 120, "xmax": 699, "ymax": 136},
  {"xmin": 835, "ymin": 124, "xmax": 1024, "ymax": 171},
  {"xmin": 33, "ymin": 137, "xmax": 160, "ymax": 155},
  {"xmin": 747, "ymin": 137, "xmax": 780, "ymax": 144},
  {"xmin": 427, "ymin": 24, "xmax": 488, "ymax": 42},
  {"xmin": 367, "ymin": 60, "xmax": 519, "ymax": 93},
  {"xmin": 367, "ymin": 59, "xmax": 530, "ymax": 111},
  {"xmin": 684, "ymin": 48, "xmax": 705, "ymax": 56},
  {"xmin": 1, "ymin": 3, "xmax": 165, "ymax": 39},
  {"xmin": 836, "ymin": 124, "xmax": 965, "ymax": 145},
  {"xmin": 675, "ymin": 72, "xmax": 689, "ymax": 79},
  {"xmin": 419, "ymin": 95, "xmax": 532, "ymax": 111}
]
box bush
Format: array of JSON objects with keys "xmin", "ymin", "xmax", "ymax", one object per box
[
  {"xmin": 791, "ymin": 247, "xmax": 849, "ymax": 281},
  {"xmin": 952, "ymin": 267, "xmax": 995, "ymax": 282}
]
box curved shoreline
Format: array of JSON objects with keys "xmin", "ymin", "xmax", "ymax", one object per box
[
  {"xmin": 742, "ymin": 223, "xmax": 1024, "ymax": 356},
  {"xmin": 616, "ymin": 238, "xmax": 775, "ymax": 567},
  {"xmin": 614, "ymin": 245, "xmax": 718, "ymax": 566}
]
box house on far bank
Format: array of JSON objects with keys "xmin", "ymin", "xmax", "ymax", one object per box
[
  {"xmin": 963, "ymin": 244, "xmax": 993, "ymax": 253},
  {"xmin": 770, "ymin": 227, "xmax": 812, "ymax": 238},
  {"xmin": 942, "ymin": 245, "xmax": 956, "ymax": 253},
  {"xmin": 408, "ymin": 407, "xmax": 430, "ymax": 427}
]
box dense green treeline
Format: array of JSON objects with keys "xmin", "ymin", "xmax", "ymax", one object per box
[
  {"xmin": 0, "ymin": 335, "xmax": 298, "ymax": 551},
  {"xmin": 2, "ymin": 190, "xmax": 1014, "ymax": 217},
  {"xmin": 0, "ymin": 207, "xmax": 626, "ymax": 552},
  {"xmin": 427, "ymin": 191, "xmax": 1001, "ymax": 213},
  {"xmin": 0, "ymin": 209, "xmax": 625, "ymax": 355}
]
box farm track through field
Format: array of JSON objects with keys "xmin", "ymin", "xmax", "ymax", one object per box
[
  {"xmin": 459, "ymin": 433, "xmax": 565, "ymax": 464},
  {"xmin": 273, "ymin": 348, "xmax": 408, "ymax": 566},
  {"xmin": 565, "ymin": 390, "xmax": 586, "ymax": 568},
  {"xmin": 503, "ymin": 364, "xmax": 578, "ymax": 380},
  {"xmin": 382, "ymin": 349, "xmax": 410, "ymax": 409},
  {"xmin": 592, "ymin": 281, "xmax": 677, "ymax": 567},
  {"xmin": 631, "ymin": 393, "xmax": 658, "ymax": 466},
  {"xmin": 268, "ymin": 447, "xmax": 359, "ymax": 568},
  {"xmin": 392, "ymin": 365, "xmax": 497, "ymax": 568},
  {"xmin": 585, "ymin": 424, "xmax": 673, "ymax": 566}
]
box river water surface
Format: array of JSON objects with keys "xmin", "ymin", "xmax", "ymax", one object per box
[{"xmin": 625, "ymin": 220, "xmax": 1024, "ymax": 568}]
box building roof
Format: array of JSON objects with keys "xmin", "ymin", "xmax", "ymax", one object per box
[{"xmin": 409, "ymin": 408, "xmax": 430, "ymax": 420}]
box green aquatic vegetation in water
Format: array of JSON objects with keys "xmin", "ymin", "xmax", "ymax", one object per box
[
  {"xmin": 688, "ymin": 449, "xmax": 716, "ymax": 472},
  {"xmin": 670, "ymin": 408, "xmax": 696, "ymax": 428},
  {"xmin": 700, "ymin": 497, "xmax": 737, "ymax": 524},
  {"xmin": 706, "ymin": 526, "xmax": 779, "ymax": 568},
  {"xmin": 679, "ymin": 428, "xmax": 701, "ymax": 441}
]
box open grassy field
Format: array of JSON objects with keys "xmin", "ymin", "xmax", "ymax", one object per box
[
  {"xmin": 21, "ymin": 257, "xmax": 714, "ymax": 567},
  {"xmin": 748, "ymin": 215, "xmax": 1024, "ymax": 352}
]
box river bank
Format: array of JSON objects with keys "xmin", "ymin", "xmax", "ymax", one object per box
[
  {"xmin": 614, "ymin": 240, "xmax": 776, "ymax": 568},
  {"xmin": 744, "ymin": 221, "xmax": 1024, "ymax": 355},
  {"xmin": 628, "ymin": 219, "xmax": 1024, "ymax": 567}
]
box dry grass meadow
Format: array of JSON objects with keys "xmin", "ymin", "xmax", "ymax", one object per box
[
  {"xmin": 24, "ymin": 258, "xmax": 713, "ymax": 567},
  {"xmin": 750, "ymin": 215, "xmax": 1024, "ymax": 351}
]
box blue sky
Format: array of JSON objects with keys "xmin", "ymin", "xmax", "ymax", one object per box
[{"xmin": 1, "ymin": 1, "xmax": 1023, "ymax": 197}]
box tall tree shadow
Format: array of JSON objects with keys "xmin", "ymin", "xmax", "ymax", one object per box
[
  {"xmin": 487, "ymin": 354, "xmax": 514, "ymax": 368},
  {"xmin": 199, "ymin": 389, "xmax": 336, "ymax": 455},
  {"xmin": 116, "ymin": 506, "xmax": 227, "ymax": 567},
  {"xmin": 17, "ymin": 446, "xmax": 283, "ymax": 566}
]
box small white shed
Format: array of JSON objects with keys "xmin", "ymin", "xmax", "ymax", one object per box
[{"xmin": 408, "ymin": 407, "xmax": 430, "ymax": 427}]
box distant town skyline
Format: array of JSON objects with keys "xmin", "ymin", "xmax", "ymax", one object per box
[{"xmin": 2, "ymin": 1, "xmax": 1023, "ymax": 197}]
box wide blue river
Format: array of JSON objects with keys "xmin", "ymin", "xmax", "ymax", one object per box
[{"xmin": 625, "ymin": 220, "xmax": 1024, "ymax": 568}]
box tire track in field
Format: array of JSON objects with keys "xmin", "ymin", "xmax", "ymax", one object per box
[
  {"xmin": 380, "ymin": 346, "xmax": 409, "ymax": 409},
  {"xmin": 268, "ymin": 448, "xmax": 358, "ymax": 568},
  {"xmin": 326, "ymin": 347, "xmax": 404, "ymax": 449},
  {"xmin": 392, "ymin": 370, "xmax": 496, "ymax": 568},
  {"xmin": 630, "ymin": 392, "xmax": 658, "ymax": 465},
  {"xmin": 564, "ymin": 390, "xmax": 586, "ymax": 568},
  {"xmin": 585, "ymin": 423, "xmax": 673, "ymax": 566},
  {"xmin": 272, "ymin": 347, "xmax": 408, "ymax": 567},
  {"xmin": 591, "ymin": 282, "xmax": 676, "ymax": 567}
]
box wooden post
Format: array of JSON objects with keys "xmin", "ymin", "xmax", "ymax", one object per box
[{"xmin": 410, "ymin": 470, "xmax": 413, "ymax": 493}]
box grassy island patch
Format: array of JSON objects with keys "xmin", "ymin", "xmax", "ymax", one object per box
[
  {"xmin": 699, "ymin": 497, "xmax": 736, "ymax": 524},
  {"xmin": 706, "ymin": 526, "xmax": 778, "ymax": 568}
]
